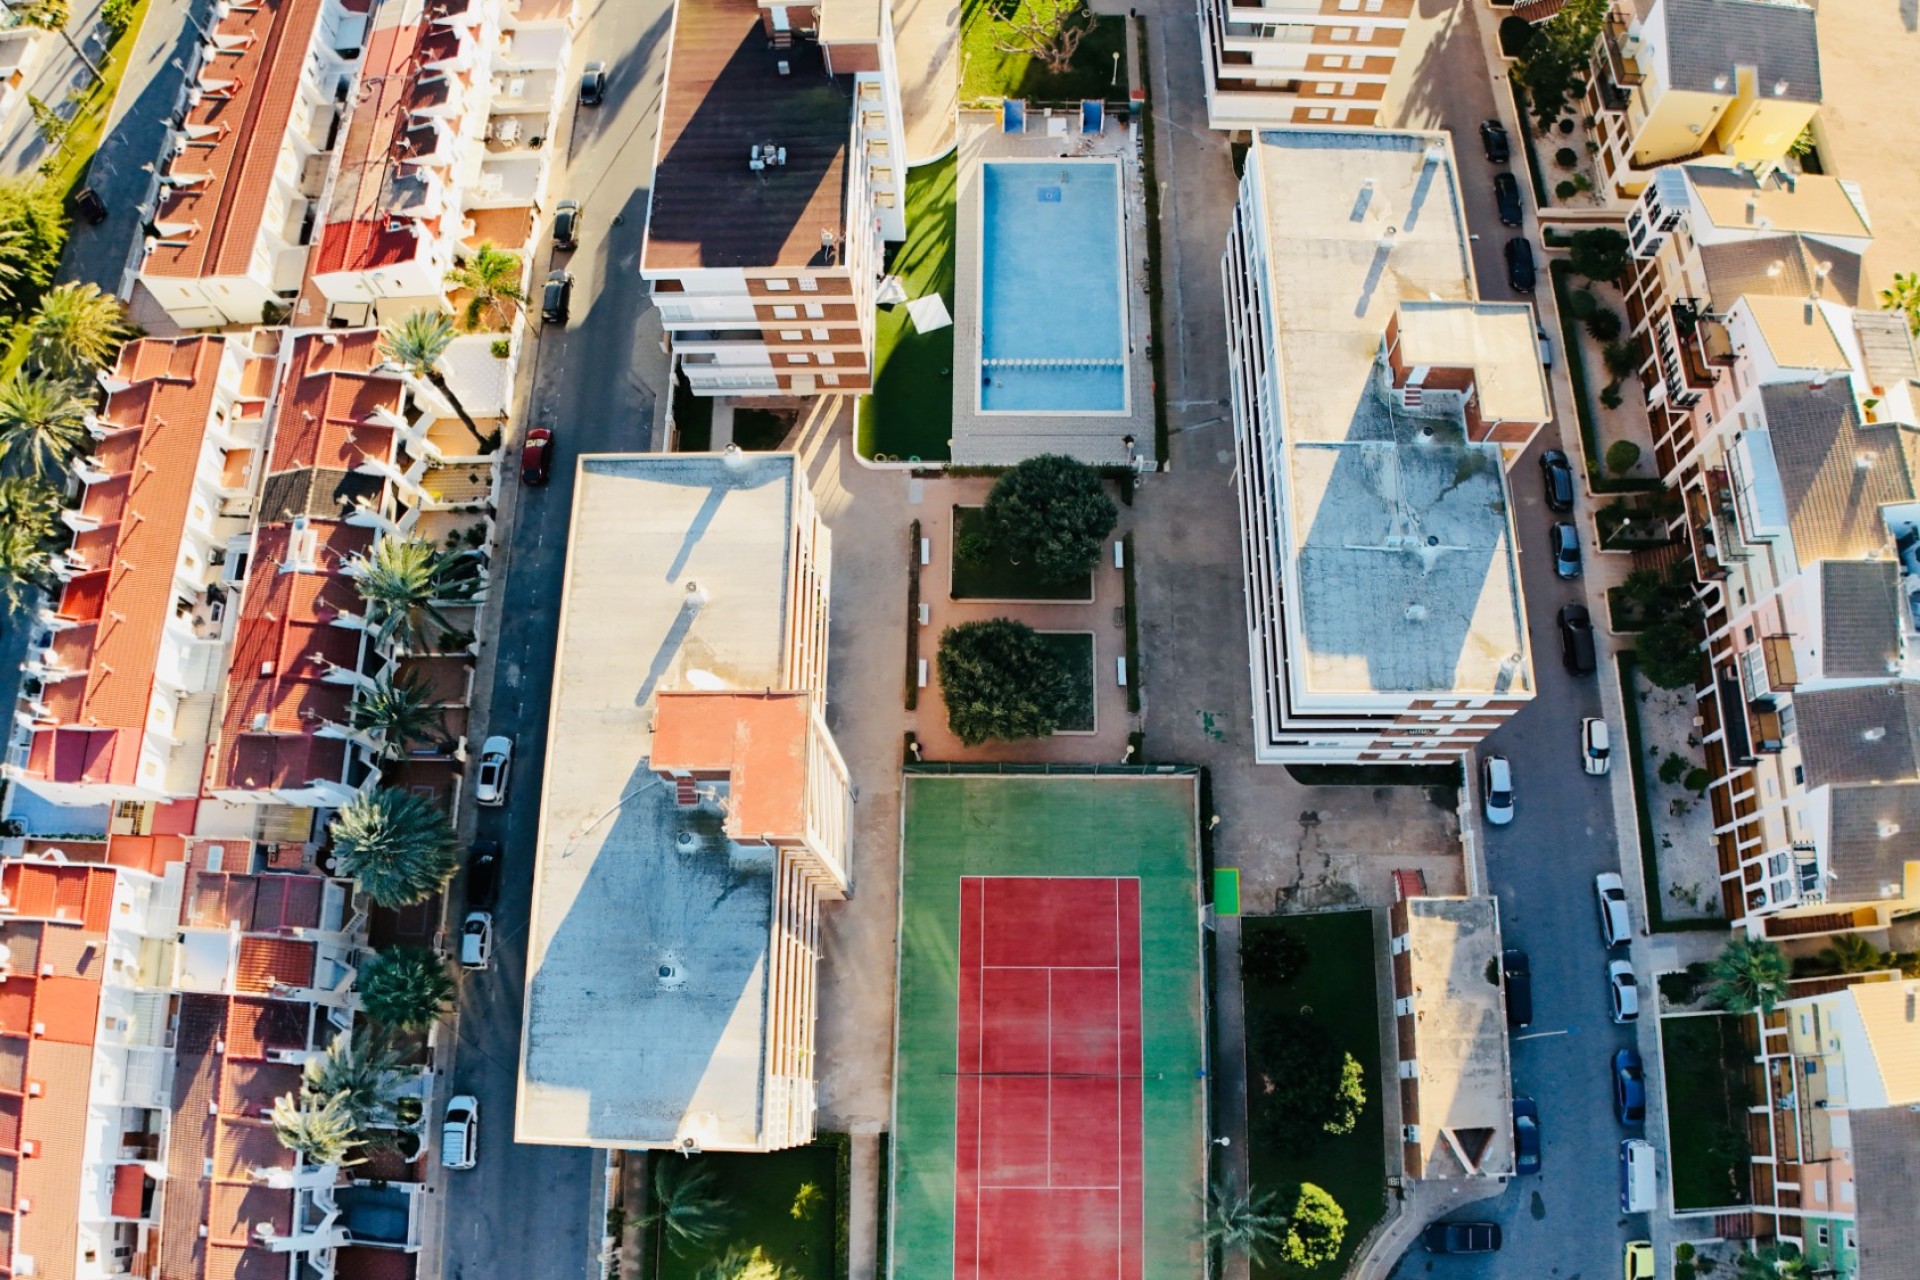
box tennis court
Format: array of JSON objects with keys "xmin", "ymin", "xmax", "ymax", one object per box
[{"xmin": 892, "ymin": 773, "xmax": 1206, "ymax": 1280}]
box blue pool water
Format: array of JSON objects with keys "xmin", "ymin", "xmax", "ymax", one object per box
[{"xmin": 978, "ymin": 160, "xmax": 1128, "ymax": 413}]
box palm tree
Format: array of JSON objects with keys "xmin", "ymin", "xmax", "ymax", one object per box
[
  {"xmin": 351, "ymin": 668, "xmax": 448, "ymax": 760},
  {"xmin": 1709, "ymin": 936, "xmax": 1793, "ymax": 1014},
  {"xmin": 270, "ymin": 1089, "xmax": 366, "ymax": 1167},
  {"xmin": 444, "ymin": 242, "xmax": 526, "ymax": 332},
  {"xmin": 303, "ymin": 1028, "xmax": 409, "ymax": 1131},
  {"xmin": 0, "ymin": 227, "xmax": 29, "ymax": 294},
  {"xmin": 693, "ymin": 1247, "xmax": 787, "ymax": 1280},
  {"xmin": 645, "ymin": 1159, "xmax": 736, "ymax": 1256},
  {"xmin": 0, "ymin": 474, "xmax": 63, "ymax": 612},
  {"xmin": 28, "ymin": 282, "xmax": 132, "ymax": 380},
  {"xmin": 357, "ymin": 946, "xmax": 456, "ymax": 1031},
  {"xmin": 327, "ymin": 787, "xmax": 459, "ymax": 908},
  {"xmin": 378, "ymin": 310, "xmax": 487, "ymax": 450},
  {"xmin": 0, "ymin": 371, "xmax": 91, "ymax": 479},
  {"xmin": 1883, "ymin": 271, "xmax": 1920, "ymax": 337},
  {"xmin": 1735, "ymin": 1242, "xmax": 1807, "ymax": 1280},
  {"xmin": 1199, "ymin": 1182, "xmax": 1286, "ymax": 1267},
  {"xmin": 1816, "ymin": 932, "xmax": 1887, "ymax": 976},
  {"xmin": 348, "ymin": 536, "xmax": 481, "ymax": 652}
]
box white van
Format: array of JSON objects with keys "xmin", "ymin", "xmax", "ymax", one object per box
[{"xmin": 1620, "ymin": 1139, "xmax": 1656, "ymax": 1213}]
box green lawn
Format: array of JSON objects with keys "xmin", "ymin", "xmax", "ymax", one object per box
[
  {"xmin": 652, "ymin": 1142, "xmax": 844, "ymax": 1280},
  {"xmin": 949, "ymin": 506, "xmax": 1094, "ymax": 600},
  {"xmin": 961, "ymin": 0, "xmax": 1130, "ymax": 103},
  {"xmin": 860, "ymin": 156, "xmax": 955, "ymax": 462},
  {"xmin": 1242, "ymin": 912, "xmax": 1386, "ymax": 1280},
  {"xmin": 1035, "ymin": 630, "xmax": 1095, "ymax": 732},
  {"xmin": 1659, "ymin": 1014, "xmax": 1753, "ymax": 1211}
]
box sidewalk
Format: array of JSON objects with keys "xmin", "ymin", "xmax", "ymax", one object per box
[{"xmin": 893, "ymin": 0, "xmax": 957, "ymax": 162}]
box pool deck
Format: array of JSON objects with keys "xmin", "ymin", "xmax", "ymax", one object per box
[{"xmin": 949, "ymin": 109, "xmax": 1156, "ymax": 467}]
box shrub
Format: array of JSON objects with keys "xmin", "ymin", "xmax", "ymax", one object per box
[
  {"xmin": 489, "ymin": 338, "xmax": 510, "ymax": 359},
  {"xmin": 936, "ymin": 618, "xmax": 1077, "ymax": 746},
  {"xmin": 1585, "ymin": 308, "xmax": 1622, "ymax": 342},
  {"xmin": 1497, "ymin": 15, "xmax": 1535, "ymax": 57},
  {"xmin": 1248, "ymin": 1014, "xmax": 1366, "ymax": 1154},
  {"xmin": 1566, "ymin": 287, "xmax": 1599, "ymax": 320},
  {"xmin": 1240, "ymin": 926, "xmax": 1308, "ymax": 986},
  {"xmin": 1559, "ymin": 117, "xmax": 1576, "ymax": 134},
  {"xmin": 1605, "ymin": 439, "xmax": 1641, "ymax": 475},
  {"xmin": 1569, "ymin": 227, "xmax": 1632, "ymax": 282},
  {"xmin": 1599, "ymin": 382, "xmax": 1624, "ymax": 410},
  {"xmin": 1658, "ymin": 753, "xmax": 1689, "ymax": 786},
  {"xmin": 1684, "ymin": 767, "xmax": 1712, "ymax": 793},
  {"xmin": 1603, "ymin": 340, "xmax": 1639, "ymax": 380},
  {"xmin": 1555, "ymin": 146, "xmax": 1579, "ymax": 168},
  {"xmin": 1278, "ymin": 1184, "xmax": 1346, "ymax": 1270},
  {"xmin": 1555, "ymin": 179, "xmax": 1578, "ymax": 201},
  {"xmin": 981, "ymin": 453, "xmax": 1117, "ymax": 585},
  {"xmin": 101, "ymin": 0, "xmax": 136, "ymax": 37},
  {"xmin": 1638, "ymin": 618, "xmax": 1704, "ymax": 690}
]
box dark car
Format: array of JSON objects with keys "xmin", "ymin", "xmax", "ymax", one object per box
[
  {"xmin": 521, "ymin": 426, "xmax": 553, "ymax": 486},
  {"xmin": 1502, "ymin": 948, "xmax": 1533, "ymax": 1028},
  {"xmin": 71, "ymin": 186, "xmax": 108, "ymax": 225},
  {"xmin": 1614, "ymin": 1048, "xmax": 1647, "ymax": 1125},
  {"xmin": 1539, "ymin": 449, "xmax": 1574, "ymax": 511},
  {"xmin": 541, "ymin": 270, "xmax": 573, "ymax": 326},
  {"xmin": 466, "ymin": 840, "xmax": 502, "ymax": 911},
  {"xmin": 1422, "ymin": 1222, "xmax": 1503, "ymax": 1254},
  {"xmin": 552, "ymin": 199, "xmax": 580, "ymax": 251},
  {"xmin": 1550, "ymin": 520, "xmax": 1582, "ymax": 579},
  {"xmin": 580, "ymin": 61, "xmax": 607, "ymax": 106},
  {"xmin": 1494, "ymin": 172, "xmax": 1523, "ymax": 227},
  {"xmin": 1480, "ymin": 119, "xmax": 1511, "ymax": 164},
  {"xmin": 1559, "ymin": 603, "xmax": 1597, "ymax": 675},
  {"xmin": 1505, "ymin": 237, "xmax": 1536, "ymax": 292},
  {"xmin": 1512, "ymin": 1097, "xmax": 1542, "ymax": 1175}
]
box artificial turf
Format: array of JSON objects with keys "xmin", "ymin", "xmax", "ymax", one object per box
[
  {"xmin": 861, "ymin": 156, "xmax": 956, "ymax": 462},
  {"xmin": 1034, "ymin": 630, "xmax": 1096, "ymax": 733},
  {"xmin": 1659, "ymin": 1014, "xmax": 1753, "ymax": 1210},
  {"xmin": 960, "ymin": 0, "xmax": 1131, "ymax": 104}
]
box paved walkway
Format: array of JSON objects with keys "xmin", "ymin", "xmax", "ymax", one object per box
[{"xmin": 894, "ymin": 0, "xmax": 958, "ymax": 162}]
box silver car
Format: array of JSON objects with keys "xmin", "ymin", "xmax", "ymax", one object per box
[
  {"xmin": 474, "ymin": 735, "xmax": 513, "ymax": 807},
  {"xmin": 1582, "ymin": 718, "xmax": 1612, "ymax": 775},
  {"xmin": 442, "ymin": 1095, "xmax": 479, "ymax": 1170}
]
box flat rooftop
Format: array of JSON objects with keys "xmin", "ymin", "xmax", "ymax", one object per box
[
  {"xmin": 1405, "ymin": 896, "xmax": 1513, "ymax": 1178},
  {"xmin": 518, "ymin": 454, "xmax": 802, "ymax": 1149},
  {"xmin": 644, "ymin": 0, "xmax": 852, "ymax": 272},
  {"xmin": 1251, "ymin": 130, "xmax": 1531, "ymax": 698}
]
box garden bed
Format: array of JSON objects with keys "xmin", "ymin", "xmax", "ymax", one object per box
[
  {"xmin": 949, "ymin": 506, "xmax": 1094, "ymax": 600},
  {"xmin": 860, "ymin": 156, "xmax": 955, "ymax": 462},
  {"xmin": 961, "ymin": 0, "xmax": 1129, "ymax": 103},
  {"xmin": 651, "ymin": 1141, "xmax": 844, "ymax": 1280},
  {"xmin": 1658, "ymin": 1014, "xmax": 1753, "ymax": 1211},
  {"xmin": 1034, "ymin": 630, "xmax": 1095, "ymax": 733},
  {"xmin": 733, "ymin": 407, "xmax": 796, "ymax": 451}
]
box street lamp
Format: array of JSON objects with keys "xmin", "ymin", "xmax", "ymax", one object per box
[
  {"xmin": 1122, "ymin": 433, "xmax": 1136, "ymax": 467},
  {"xmin": 1111, "ymin": 52, "xmax": 1120, "ymax": 86}
]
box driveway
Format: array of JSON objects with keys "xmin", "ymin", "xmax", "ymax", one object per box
[{"xmin": 434, "ymin": 3, "xmax": 676, "ymax": 1279}]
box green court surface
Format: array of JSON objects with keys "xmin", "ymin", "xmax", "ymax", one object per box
[{"xmin": 890, "ymin": 772, "xmax": 1207, "ymax": 1280}]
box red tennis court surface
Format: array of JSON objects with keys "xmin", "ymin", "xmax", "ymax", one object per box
[{"xmin": 954, "ymin": 876, "xmax": 1142, "ymax": 1280}]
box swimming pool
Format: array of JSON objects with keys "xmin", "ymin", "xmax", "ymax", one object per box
[{"xmin": 977, "ymin": 159, "xmax": 1129, "ymax": 414}]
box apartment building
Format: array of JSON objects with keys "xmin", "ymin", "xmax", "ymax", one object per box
[
  {"xmin": 8, "ymin": 336, "xmax": 280, "ymax": 810},
  {"xmin": 1196, "ymin": 0, "xmax": 1413, "ymax": 131},
  {"xmin": 519, "ymin": 453, "xmax": 849, "ymax": 1152},
  {"xmin": 641, "ymin": 0, "xmax": 908, "ymax": 397},
  {"xmin": 1223, "ymin": 130, "xmax": 1547, "ymax": 762},
  {"xmin": 1586, "ymin": 0, "xmax": 1821, "ymax": 200},
  {"xmin": 135, "ymin": 0, "xmax": 366, "ymax": 328}
]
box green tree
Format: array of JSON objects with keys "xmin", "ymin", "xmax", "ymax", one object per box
[
  {"xmin": 357, "ymin": 946, "xmax": 456, "ymax": 1031},
  {"xmin": 1277, "ymin": 1183, "xmax": 1347, "ymax": 1270},
  {"xmin": 445, "ymin": 242, "xmax": 527, "ymax": 331},
  {"xmin": 270, "ymin": 1089, "xmax": 366, "ymax": 1166},
  {"xmin": 1734, "ymin": 1242, "xmax": 1807, "ymax": 1280},
  {"xmin": 0, "ymin": 476, "xmax": 61, "ymax": 611},
  {"xmin": 1513, "ymin": 0, "xmax": 1607, "ymax": 133},
  {"xmin": 981, "ymin": 453, "xmax": 1117, "ymax": 585},
  {"xmin": 0, "ymin": 180, "xmax": 70, "ymax": 309},
  {"xmin": 1708, "ymin": 936, "xmax": 1792, "ymax": 1014},
  {"xmin": 693, "ymin": 1246, "xmax": 787, "ymax": 1280},
  {"xmin": 988, "ymin": 0, "xmax": 1094, "ymax": 75},
  {"xmin": 348, "ymin": 535, "xmax": 482, "ymax": 651},
  {"xmin": 9, "ymin": 1, "xmax": 104, "ymax": 85},
  {"xmin": 936, "ymin": 618, "xmax": 1077, "ymax": 746},
  {"xmin": 646, "ymin": 1159, "xmax": 737, "ymax": 1257},
  {"xmin": 24, "ymin": 95, "xmax": 71, "ymax": 150},
  {"xmin": 1636, "ymin": 617, "xmax": 1703, "ymax": 690},
  {"xmin": 28, "ymin": 282, "xmax": 132, "ymax": 380},
  {"xmin": 1249, "ymin": 1014, "xmax": 1367, "ymax": 1154},
  {"xmin": 1816, "ymin": 933, "xmax": 1887, "ymax": 975},
  {"xmin": 1239, "ymin": 925, "xmax": 1308, "ymax": 986},
  {"xmin": 1882, "ymin": 271, "xmax": 1920, "ymax": 337},
  {"xmin": 0, "ymin": 371, "xmax": 92, "ymax": 479},
  {"xmin": 1585, "ymin": 308, "xmax": 1623, "ymax": 342},
  {"xmin": 378, "ymin": 310, "xmax": 488, "ymax": 450},
  {"xmin": 1325, "ymin": 1052, "xmax": 1366, "ymax": 1136},
  {"xmin": 351, "ymin": 668, "xmax": 448, "ymax": 760},
  {"xmin": 1605, "ymin": 439, "xmax": 1641, "ymax": 475},
  {"xmin": 1568, "ymin": 228, "xmax": 1631, "ymax": 282},
  {"xmin": 1200, "ymin": 1182, "xmax": 1286, "ymax": 1267},
  {"xmin": 1603, "ymin": 340, "xmax": 1640, "ymax": 381},
  {"xmin": 328, "ymin": 787, "xmax": 459, "ymax": 908},
  {"xmin": 300, "ymin": 1028, "xmax": 410, "ymax": 1140}
]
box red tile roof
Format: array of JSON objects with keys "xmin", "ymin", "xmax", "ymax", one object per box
[
  {"xmin": 111, "ymin": 1163, "xmax": 147, "ymax": 1219},
  {"xmin": 1, "ymin": 864, "xmax": 116, "ymax": 932},
  {"xmin": 143, "ymin": 0, "xmax": 332, "ymax": 281},
  {"xmin": 20, "ymin": 339, "xmax": 227, "ymax": 789},
  {"xmin": 234, "ymin": 937, "xmax": 316, "ymax": 993},
  {"xmin": 18, "ymin": 1039, "xmax": 94, "ymax": 1279},
  {"xmin": 266, "ymin": 333, "xmax": 401, "ymax": 473},
  {"xmin": 650, "ymin": 692, "xmax": 813, "ymax": 840}
]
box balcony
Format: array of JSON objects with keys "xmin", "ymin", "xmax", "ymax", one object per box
[
  {"xmin": 1687, "ymin": 484, "xmax": 1727, "ymax": 582},
  {"xmin": 1598, "ymin": 13, "xmax": 1645, "ymax": 112}
]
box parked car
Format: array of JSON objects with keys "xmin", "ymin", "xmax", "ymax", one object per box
[
  {"xmin": 1613, "ymin": 1048, "xmax": 1647, "ymax": 1125},
  {"xmin": 1625, "ymin": 1240, "xmax": 1656, "ymax": 1280},
  {"xmin": 552, "ymin": 199, "xmax": 581, "ymax": 251},
  {"xmin": 1482, "ymin": 754, "xmax": 1515, "ymax": 826},
  {"xmin": 1582, "ymin": 717, "xmax": 1612, "ymax": 775},
  {"xmin": 459, "ymin": 911, "xmax": 494, "ymax": 970},
  {"xmin": 1539, "ymin": 449, "xmax": 1574, "ymax": 511},
  {"xmin": 1422, "ymin": 1221, "xmax": 1502, "ymax": 1254},
  {"xmin": 1549, "ymin": 520, "xmax": 1582, "ymax": 578},
  {"xmin": 521, "ymin": 426, "xmax": 554, "ymax": 486},
  {"xmin": 1559, "ymin": 603, "xmax": 1597, "ymax": 675},
  {"xmin": 466, "ymin": 840, "xmax": 502, "ymax": 911},
  {"xmin": 579, "ymin": 61, "xmax": 607, "ymax": 106},
  {"xmin": 1502, "ymin": 948, "xmax": 1533, "ymax": 1028},
  {"xmin": 1595, "ymin": 871, "xmax": 1632, "ymax": 947},
  {"xmin": 1479, "ymin": 119, "xmax": 1511, "ymax": 164},
  {"xmin": 441, "ymin": 1095, "xmax": 479, "ymax": 1169},
  {"xmin": 1506, "ymin": 237, "xmax": 1536, "ymax": 292},
  {"xmin": 1494, "ymin": 172, "xmax": 1524, "ymax": 227},
  {"xmin": 1537, "ymin": 324, "xmax": 1554, "ymax": 368},
  {"xmin": 474, "ymin": 735, "xmax": 514, "ymax": 806},
  {"xmin": 1512, "ymin": 1096, "xmax": 1542, "ymax": 1175},
  {"xmin": 541, "ymin": 270, "xmax": 573, "ymax": 326},
  {"xmin": 1608, "ymin": 958, "xmax": 1641, "ymax": 1023}
]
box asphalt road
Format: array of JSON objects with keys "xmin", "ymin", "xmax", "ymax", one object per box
[{"xmin": 434, "ymin": 3, "xmax": 676, "ymax": 1278}]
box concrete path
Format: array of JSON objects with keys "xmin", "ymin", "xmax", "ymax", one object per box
[
  {"xmin": 894, "ymin": 0, "xmax": 958, "ymax": 162},
  {"xmin": 846, "ymin": 1127, "xmax": 883, "ymax": 1280}
]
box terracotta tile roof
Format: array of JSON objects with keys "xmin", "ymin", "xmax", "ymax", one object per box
[
  {"xmin": 0, "ymin": 1152, "xmax": 17, "ymax": 1205},
  {"xmin": 234, "ymin": 937, "xmax": 315, "ymax": 993},
  {"xmin": 0, "ymin": 986, "xmax": 30, "ymax": 1038},
  {"xmin": 21, "ymin": 337, "xmax": 227, "ymax": 789},
  {"xmin": 206, "ymin": 1179, "xmax": 292, "ymax": 1243},
  {"xmin": 224, "ymin": 998, "xmax": 307, "ymax": 1059},
  {"xmin": 143, "ymin": 0, "xmax": 332, "ymax": 280},
  {"xmin": 251, "ymin": 874, "xmax": 323, "ymax": 931},
  {"xmin": 266, "ymin": 332, "xmax": 401, "ymax": 473},
  {"xmin": 187, "ymin": 873, "xmax": 258, "ymax": 929},
  {"xmin": 0, "ymin": 1039, "xmax": 25, "ymax": 1092},
  {"xmin": 334, "ymin": 1246, "xmax": 419, "ymax": 1280},
  {"xmin": 111, "ymin": 1162, "xmax": 147, "ymax": 1219},
  {"xmin": 18, "ymin": 1038, "xmax": 94, "ymax": 1280},
  {"xmin": 0, "ymin": 1096, "xmax": 21, "ymax": 1151},
  {"xmin": 1, "ymin": 864, "xmax": 116, "ymax": 933},
  {"xmin": 27, "ymin": 976, "xmax": 101, "ymax": 1044},
  {"xmin": 218, "ymin": 1061, "xmax": 301, "ymax": 1119},
  {"xmin": 649, "ymin": 691, "xmax": 813, "ymax": 839},
  {"xmin": 213, "ymin": 1117, "xmax": 292, "ymax": 1182}
]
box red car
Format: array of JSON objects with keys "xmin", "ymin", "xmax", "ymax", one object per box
[{"xmin": 521, "ymin": 427, "xmax": 553, "ymax": 486}]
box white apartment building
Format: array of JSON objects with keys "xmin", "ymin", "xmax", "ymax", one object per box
[{"xmin": 1196, "ymin": 0, "xmax": 1413, "ymax": 131}]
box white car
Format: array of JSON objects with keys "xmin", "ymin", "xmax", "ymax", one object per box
[
  {"xmin": 1482, "ymin": 754, "xmax": 1515, "ymax": 826},
  {"xmin": 474, "ymin": 735, "xmax": 513, "ymax": 807},
  {"xmin": 459, "ymin": 911, "xmax": 494, "ymax": 970},
  {"xmin": 1596, "ymin": 872, "xmax": 1632, "ymax": 948},
  {"xmin": 1608, "ymin": 959, "xmax": 1641, "ymax": 1023},
  {"xmin": 1582, "ymin": 718, "xmax": 1612, "ymax": 775},
  {"xmin": 441, "ymin": 1095, "xmax": 478, "ymax": 1170}
]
